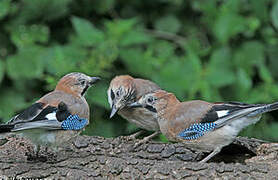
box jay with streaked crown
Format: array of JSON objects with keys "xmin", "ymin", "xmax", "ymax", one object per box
[
  {"xmin": 130, "ymin": 90, "xmax": 278, "ymax": 163},
  {"xmin": 108, "ymin": 75, "xmax": 161, "ymax": 145},
  {"xmin": 0, "ymin": 72, "xmax": 100, "ymax": 157}
]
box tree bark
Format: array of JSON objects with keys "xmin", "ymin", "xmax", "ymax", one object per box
[{"xmin": 0, "ymin": 135, "xmax": 277, "ymax": 179}]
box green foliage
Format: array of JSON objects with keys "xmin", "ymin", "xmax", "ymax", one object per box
[
  {"xmin": 71, "ymin": 16, "xmax": 104, "ymax": 46},
  {"xmin": 0, "ymin": 0, "xmax": 278, "ymax": 141},
  {"xmin": 271, "ymin": 1, "xmax": 278, "ymax": 30},
  {"xmin": 155, "ymin": 15, "xmax": 181, "ymax": 34},
  {"xmin": 0, "ymin": 0, "xmax": 10, "ymax": 20}
]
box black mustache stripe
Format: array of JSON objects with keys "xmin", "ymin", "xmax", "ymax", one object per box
[
  {"xmin": 145, "ymin": 105, "xmax": 157, "ymax": 113},
  {"xmin": 81, "ymin": 85, "xmax": 89, "ymax": 96}
]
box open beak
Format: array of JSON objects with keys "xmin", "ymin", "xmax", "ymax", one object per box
[
  {"xmin": 89, "ymin": 77, "xmax": 101, "ymax": 86},
  {"xmin": 110, "ymin": 104, "xmax": 119, "ymax": 118},
  {"xmin": 128, "ymin": 102, "xmax": 143, "ymax": 108}
]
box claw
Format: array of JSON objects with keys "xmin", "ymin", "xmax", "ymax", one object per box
[{"xmin": 133, "ymin": 131, "xmax": 160, "ymax": 148}]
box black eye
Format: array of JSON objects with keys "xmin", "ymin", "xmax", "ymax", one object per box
[
  {"xmin": 147, "ymin": 97, "xmax": 153, "ymax": 103},
  {"xmin": 80, "ymin": 80, "xmax": 86, "ymax": 86},
  {"xmin": 116, "ymin": 90, "xmax": 121, "ymax": 97},
  {"xmin": 110, "ymin": 90, "xmax": 115, "ymax": 100}
]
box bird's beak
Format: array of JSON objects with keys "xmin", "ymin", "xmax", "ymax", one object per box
[
  {"xmin": 128, "ymin": 102, "xmax": 143, "ymax": 108},
  {"xmin": 89, "ymin": 77, "xmax": 101, "ymax": 86},
  {"xmin": 110, "ymin": 104, "xmax": 119, "ymax": 118}
]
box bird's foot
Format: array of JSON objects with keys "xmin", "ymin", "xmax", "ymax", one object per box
[
  {"xmin": 124, "ymin": 130, "xmax": 144, "ymax": 141},
  {"xmin": 25, "ymin": 146, "xmax": 56, "ymax": 162},
  {"xmin": 199, "ymin": 147, "xmax": 221, "ymax": 163},
  {"xmin": 26, "ymin": 151, "xmax": 48, "ymax": 162},
  {"xmin": 134, "ymin": 131, "xmax": 160, "ymax": 148}
]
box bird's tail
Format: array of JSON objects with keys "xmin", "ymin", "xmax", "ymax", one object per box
[
  {"xmin": 0, "ymin": 124, "xmax": 15, "ymax": 133},
  {"xmin": 247, "ymin": 102, "xmax": 278, "ymax": 117},
  {"xmin": 215, "ymin": 102, "xmax": 278, "ymax": 129}
]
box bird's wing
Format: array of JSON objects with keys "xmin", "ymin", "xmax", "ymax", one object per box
[
  {"xmin": 12, "ymin": 119, "xmax": 62, "ymax": 131},
  {"xmin": 7, "ymin": 102, "xmax": 47, "ymax": 125},
  {"xmin": 38, "ymin": 91, "xmax": 90, "ymax": 119},
  {"xmin": 1, "ymin": 103, "xmax": 88, "ymax": 132},
  {"xmin": 177, "ymin": 101, "xmax": 278, "ymax": 139},
  {"xmin": 1, "ymin": 105, "xmax": 61, "ymax": 132},
  {"xmin": 211, "ymin": 101, "xmax": 278, "ymax": 128}
]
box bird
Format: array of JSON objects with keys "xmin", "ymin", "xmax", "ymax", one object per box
[
  {"xmin": 107, "ymin": 75, "xmax": 161, "ymax": 144},
  {"xmin": 0, "ymin": 72, "xmax": 100, "ymax": 157},
  {"xmin": 129, "ymin": 90, "xmax": 278, "ymax": 163}
]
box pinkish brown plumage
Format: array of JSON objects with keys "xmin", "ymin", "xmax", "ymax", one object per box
[
  {"xmin": 107, "ymin": 75, "xmax": 161, "ymax": 143},
  {"xmin": 130, "ymin": 90, "xmax": 278, "ymax": 162},
  {"xmin": 2, "ymin": 72, "xmax": 100, "ymax": 151},
  {"xmin": 38, "ymin": 72, "xmax": 100, "ymax": 120}
]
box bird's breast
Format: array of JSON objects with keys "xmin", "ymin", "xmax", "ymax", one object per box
[
  {"xmin": 119, "ymin": 107, "xmax": 160, "ymax": 131},
  {"xmin": 18, "ymin": 129, "xmax": 80, "ymax": 148}
]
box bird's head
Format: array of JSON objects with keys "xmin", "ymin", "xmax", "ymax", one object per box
[
  {"xmin": 128, "ymin": 90, "xmax": 178, "ymax": 115},
  {"xmin": 108, "ymin": 75, "xmax": 136, "ymax": 118},
  {"xmin": 55, "ymin": 72, "xmax": 101, "ymax": 97}
]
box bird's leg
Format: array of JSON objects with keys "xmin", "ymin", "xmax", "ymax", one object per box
[
  {"xmin": 26, "ymin": 145, "xmax": 41, "ymax": 161},
  {"xmin": 126, "ymin": 130, "xmax": 144, "ymax": 140},
  {"xmin": 36, "ymin": 145, "xmax": 41, "ymax": 158},
  {"xmin": 200, "ymin": 147, "xmax": 222, "ymax": 163},
  {"xmin": 43, "ymin": 146, "xmax": 57, "ymax": 161},
  {"xmin": 134, "ymin": 131, "xmax": 160, "ymax": 148}
]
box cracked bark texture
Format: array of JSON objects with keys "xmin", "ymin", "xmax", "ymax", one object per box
[{"xmin": 0, "ymin": 135, "xmax": 277, "ymax": 179}]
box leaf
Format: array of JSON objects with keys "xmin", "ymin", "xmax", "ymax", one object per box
[
  {"xmin": 154, "ymin": 15, "xmax": 181, "ymax": 34},
  {"xmin": 267, "ymin": 44, "xmax": 278, "ymax": 79},
  {"xmin": 6, "ymin": 47, "xmax": 44, "ymax": 80},
  {"xmin": 10, "ymin": 25, "xmax": 49, "ymax": 48},
  {"xmin": 80, "ymin": 41, "xmax": 118, "ymax": 76},
  {"xmin": 257, "ymin": 61, "xmax": 273, "ymax": 84},
  {"xmin": 119, "ymin": 29, "xmax": 151, "ymax": 47},
  {"xmin": 250, "ymin": 0, "xmax": 268, "ymax": 22},
  {"xmin": 271, "ymin": 1, "xmax": 278, "ymax": 30},
  {"xmin": 43, "ymin": 45, "xmax": 84, "ymax": 76},
  {"xmin": 92, "ymin": 0, "xmax": 115, "ymax": 14},
  {"xmin": 105, "ymin": 19, "xmax": 137, "ymax": 41},
  {"xmin": 0, "ymin": 89, "xmax": 27, "ymax": 120},
  {"xmin": 153, "ymin": 56, "xmax": 201, "ymax": 99},
  {"xmin": 237, "ymin": 68, "xmax": 252, "ymax": 92},
  {"xmin": 71, "ymin": 16, "xmax": 104, "ymax": 46},
  {"xmin": 0, "ymin": 0, "xmax": 10, "ymax": 20},
  {"xmin": 18, "ymin": 0, "xmax": 72, "ymax": 22},
  {"xmin": 150, "ymin": 40, "xmax": 175, "ymax": 60},
  {"xmin": 120, "ymin": 48, "xmax": 154, "ymax": 77},
  {"xmin": 213, "ymin": 13, "xmax": 246, "ymax": 43},
  {"xmin": 0, "ymin": 60, "xmax": 4, "ymax": 84},
  {"xmin": 233, "ymin": 41, "xmax": 264, "ymax": 75},
  {"xmin": 86, "ymin": 82, "xmax": 110, "ymax": 109},
  {"xmin": 199, "ymin": 81, "xmax": 222, "ymax": 101},
  {"xmin": 206, "ymin": 47, "xmax": 235, "ymax": 87}
]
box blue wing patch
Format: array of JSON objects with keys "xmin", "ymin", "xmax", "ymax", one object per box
[
  {"xmin": 61, "ymin": 115, "xmax": 88, "ymax": 130},
  {"xmin": 178, "ymin": 123, "xmax": 216, "ymax": 140}
]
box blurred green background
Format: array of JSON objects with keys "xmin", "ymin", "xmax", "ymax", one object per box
[{"xmin": 0, "ymin": 0, "xmax": 278, "ymax": 141}]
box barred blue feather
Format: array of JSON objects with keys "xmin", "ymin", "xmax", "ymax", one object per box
[
  {"xmin": 178, "ymin": 122, "xmax": 216, "ymax": 140},
  {"xmin": 61, "ymin": 114, "xmax": 88, "ymax": 130}
]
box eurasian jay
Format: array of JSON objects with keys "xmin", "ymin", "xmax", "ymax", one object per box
[
  {"xmin": 107, "ymin": 75, "xmax": 161, "ymax": 143},
  {"xmin": 0, "ymin": 72, "xmax": 100, "ymax": 154},
  {"xmin": 129, "ymin": 90, "xmax": 278, "ymax": 163}
]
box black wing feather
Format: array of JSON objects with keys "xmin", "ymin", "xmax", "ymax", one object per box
[
  {"xmin": 201, "ymin": 102, "xmax": 265, "ymax": 124},
  {"xmin": 0, "ymin": 124, "xmax": 15, "ymax": 133},
  {"xmin": 8, "ymin": 102, "xmax": 45, "ymax": 125},
  {"xmin": 31, "ymin": 106, "xmax": 57, "ymax": 122}
]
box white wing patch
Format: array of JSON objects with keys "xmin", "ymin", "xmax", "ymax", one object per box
[
  {"xmin": 46, "ymin": 112, "xmax": 57, "ymax": 120},
  {"xmin": 216, "ymin": 110, "xmax": 229, "ymax": 118}
]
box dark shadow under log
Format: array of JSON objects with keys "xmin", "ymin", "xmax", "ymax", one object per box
[{"xmin": 0, "ymin": 135, "xmax": 277, "ymax": 179}]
